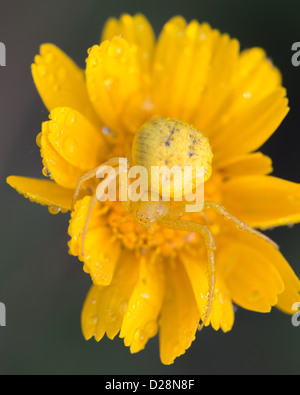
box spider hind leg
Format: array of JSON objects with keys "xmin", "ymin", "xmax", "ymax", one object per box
[
  {"xmin": 158, "ymin": 216, "xmax": 216, "ymax": 331},
  {"xmin": 204, "ymin": 201, "xmax": 279, "ymax": 249}
]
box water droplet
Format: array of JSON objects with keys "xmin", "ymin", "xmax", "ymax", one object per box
[
  {"xmin": 110, "ymin": 314, "xmax": 117, "ymax": 323},
  {"xmin": 50, "ymin": 113, "xmax": 57, "ymax": 122},
  {"xmin": 87, "ymin": 52, "xmax": 98, "ymax": 67},
  {"xmin": 63, "ymin": 136, "xmax": 77, "ymax": 155},
  {"xmin": 119, "ymin": 300, "xmax": 127, "ymax": 314},
  {"xmin": 48, "ymin": 120, "xmax": 59, "ymax": 133},
  {"xmin": 42, "ymin": 167, "xmax": 51, "ymax": 177},
  {"xmin": 136, "ymin": 299, "xmax": 142, "ymax": 307},
  {"xmin": 44, "ymin": 52, "xmax": 55, "ymax": 64},
  {"xmin": 145, "ymin": 321, "xmax": 158, "ymax": 338},
  {"xmin": 48, "ymin": 206, "xmax": 61, "ymax": 215},
  {"xmin": 108, "ymin": 43, "xmax": 122, "ymax": 58},
  {"xmin": 229, "ymin": 305, "xmax": 237, "ymax": 315},
  {"xmin": 102, "ymin": 126, "xmax": 115, "ymax": 137},
  {"xmin": 250, "ymin": 290, "xmax": 260, "ymax": 302},
  {"xmin": 104, "ymin": 78, "xmax": 112, "ymax": 89},
  {"xmin": 36, "ymin": 132, "xmax": 42, "ymax": 148},
  {"xmin": 125, "ymin": 311, "xmax": 132, "ymax": 319},
  {"xmin": 66, "ymin": 110, "xmax": 76, "ymax": 126},
  {"xmin": 243, "ymin": 91, "xmax": 252, "ymax": 99},
  {"xmin": 134, "ymin": 329, "xmax": 145, "ymax": 343},
  {"xmin": 36, "ymin": 64, "xmax": 47, "ymax": 77}
]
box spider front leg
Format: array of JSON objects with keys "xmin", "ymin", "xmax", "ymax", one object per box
[
  {"xmin": 167, "ymin": 200, "xmax": 278, "ymax": 248},
  {"xmin": 158, "ymin": 216, "xmax": 216, "ymax": 330},
  {"xmin": 72, "ymin": 157, "xmax": 123, "ymax": 209},
  {"xmin": 79, "ymin": 159, "xmax": 129, "ymax": 256}
]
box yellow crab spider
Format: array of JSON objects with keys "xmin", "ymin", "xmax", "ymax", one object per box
[{"xmin": 73, "ymin": 118, "xmax": 278, "ymax": 330}]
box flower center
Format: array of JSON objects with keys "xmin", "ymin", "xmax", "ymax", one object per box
[{"xmin": 100, "ymin": 171, "xmax": 223, "ymax": 258}]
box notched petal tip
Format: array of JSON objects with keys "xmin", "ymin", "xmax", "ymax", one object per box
[{"xmin": 32, "ymin": 43, "xmax": 99, "ymax": 126}]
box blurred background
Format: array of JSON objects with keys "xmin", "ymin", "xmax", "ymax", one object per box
[{"xmin": 0, "ymin": 0, "xmax": 300, "ymax": 375}]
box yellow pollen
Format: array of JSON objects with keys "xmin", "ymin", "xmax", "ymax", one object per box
[{"xmin": 96, "ymin": 170, "xmax": 223, "ymax": 259}]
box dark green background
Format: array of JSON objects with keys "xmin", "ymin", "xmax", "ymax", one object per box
[{"xmin": 0, "ymin": 0, "xmax": 300, "ymax": 375}]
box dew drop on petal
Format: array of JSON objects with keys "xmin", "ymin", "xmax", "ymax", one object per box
[
  {"xmin": 36, "ymin": 132, "xmax": 42, "ymax": 148},
  {"xmin": 119, "ymin": 300, "xmax": 128, "ymax": 315},
  {"xmin": 104, "ymin": 78, "xmax": 112, "ymax": 89},
  {"xmin": 36, "ymin": 64, "xmax": 47, "ymax": 77},
  {"xmin": 44, "ymin": 52, "xmax": 55, "ymax": 64},
  {"xmin": 65, "ymin": 110, "xmax": 76, "ymax": 127},
  {"xmin": 145, "ymin": 321, "xmax": 158, "ymax": 338},
  {"xmin": 63, "ymin": 136, "xmax": 77, "ymax": 155},
  {"xmin": 110, "ymin": 314, "xmax": 117, "ymax": 323},
  {"xmin": 243, "ymin": 91, "xmax": 252, "ymax": 99},
  {"xmin": 48, "ymin": 206, "xmax": 61, "ymax": 215},
  {"xmin": 134, "ymin": 329, "xmax": 145, "ymax": 343},
  {"xmin": 249, "ymin": 290, "xmax": 260, "ymax": 302},
  {"xmin": 42, "ymin": 167, "xmax": 51, "ymax": 177}
]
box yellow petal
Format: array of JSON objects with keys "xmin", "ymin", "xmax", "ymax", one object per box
[
  {"xmin": 81, "ymin": 250, "xmax": 139, "ymax": 341},
  {"xmin": 68, "ymin": 196, "xmax": 120, "ymax": 285},
  {"xmin": 159, "ymin": 259, "xmax": 200, "ymax": 365},
  {"xmin": 277, "ymin": 287, "xmax": 300, "ymax": 315},
  {"xmin": 204, "ymin": 48, "xmax": 283, "ymax": 139},
  {"xmin": 120, "ymin": 253, "xmax": 164, "ymax": 354},
  {"xmin": 32, "ymin": 44, "xmax": 99, "ymax": 125},
  {"xmin": 235, "ymin": 48, "xmax": 282, "ymax": 100},
  {"xmin": 6, "ymin": 176, "xmax": 73, "ymax": 212},
  {"xmin": 81, "ymin": 284, "xmax": 105, "ymax": 341},
  {"xmin": 152, "ymin": 18, "xmax": 234, "ymax": 123},
  {"xmin": 209, "ymin": 275, "xmax": 234, "ymax": 332},
  {"xmin": 211, "ymin": 87, "xmax": 289, "ymax": 162},
  {"xmin": 83, "ymin": 227, "xmax": 121, "ymax": 286},
  {"xmin": 86, "ymin": 37, "xmax": 149, "ymax": 134},
  {"xmin": 102, "ymin": 13, "xmax": 155, "ymax": 72},
  {"xmin": 219, "ymin": 226, "xmax": 300, "ymax": 315},
  {"xmin": 218, "ymin": 245, "xmax": 284, "ymax": 312},
  {"xmin": 190, "ymin": 32, "xmax": 240, "ymax": 131},
  {"xmin": 217, "ymin": 152, "xmax": 273, "ymax": 177},
  {"xmin": 46, "ymin": 107, "xmax": 107, "ymax": 170},
  {"xmin": 40, "ymin": 119, "xmax": 83, "ymax": 189},
  {"xmin": 68, "ymin": 196, "xmax": 103, "ymax": 257},
  {"xmin": 217, "ymin": 227, "xmax": 286, "ymax": 312},
  {"xmin": 180, "ymin": 249, "xmax": 234, "ymax": 332},
  {"xmin": 221, "ymin": 175, "xmax": 300, "ymax": 229}
]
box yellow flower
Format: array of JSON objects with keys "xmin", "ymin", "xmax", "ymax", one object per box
[{"xmin": 6, "ymin": 14, "xmax": 300, "ymax": 365}]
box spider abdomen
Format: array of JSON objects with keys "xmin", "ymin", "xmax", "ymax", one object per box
[{"xmin": 132, "ymin": 118, "xmax": 213, "ymax": 198}]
